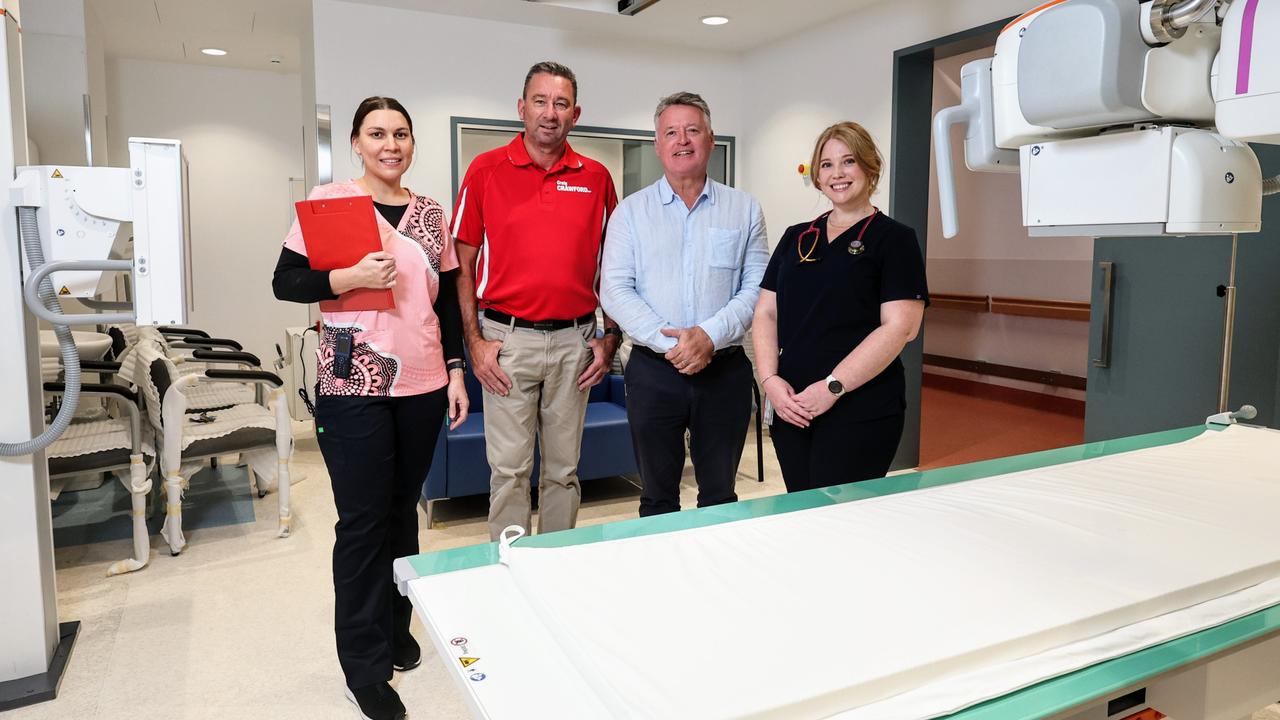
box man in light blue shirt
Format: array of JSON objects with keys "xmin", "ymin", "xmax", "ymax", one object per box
[{"xmin": 601, "ymin": 91, "xmax": 768, "ymax": 516}]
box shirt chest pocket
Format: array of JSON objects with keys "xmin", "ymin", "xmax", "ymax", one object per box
[
  {"xmin": 708, "ymin": 228, "xmax": 744, "ymax": 269},
  {"xmin": 836, "ymin": 251, "xmax": 882, "ymax": 309}
]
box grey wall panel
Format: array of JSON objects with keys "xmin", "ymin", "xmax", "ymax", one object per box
[
  {"xmin": 1085, "ymin": 235, "xmax": 1226, "ymax": 441},
  {"xmin": 888, "ymin": 45, "xmax": 936, "ymax": 470},
  {"xmin": 1085, "ymin": 144, "xmax": 1280, "ymax": 441},
  {"xmin": 1225, "ymin": 145, "xmax": 1280, "ymax": 427}
]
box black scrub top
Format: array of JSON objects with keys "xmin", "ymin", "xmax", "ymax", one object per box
[{"xmin": 760, "ymin": 211, "xmax": 929, "ymax": 421}]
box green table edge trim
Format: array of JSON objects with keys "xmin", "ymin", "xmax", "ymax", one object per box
[
  {"xmin": 405, "ymin": 424, "xmax": 1212, "ymax": 578},
  {"xmin": 404, "ymin": 423, "xmax": 1280, "ymax": 718},
  {"xmin": 940, "ymin": 602, "xmax": 1280, "ymax": 719}
]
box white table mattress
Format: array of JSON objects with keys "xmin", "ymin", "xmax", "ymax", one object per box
[{"xmin": 405, "ymin": 425, "xmax": 1280, "ymax": 719}]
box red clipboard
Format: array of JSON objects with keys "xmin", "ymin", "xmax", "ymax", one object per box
[{"xmin": 294, "ymin": 194, "xmax": 395, "ymax": 312}]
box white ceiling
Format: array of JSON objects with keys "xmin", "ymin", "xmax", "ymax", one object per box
[
  {"xmin": 82, "ymin": 0, "xmax": 309, "ymax": 73},
  {"xmin": 70, "ymin": 0, "xmax": 885, "ymax": 75},
  {"xmin": 341, "ymin": 0, "xmax": 886, "ymax": 53}
]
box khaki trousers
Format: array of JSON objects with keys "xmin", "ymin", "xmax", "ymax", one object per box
[{"xmin": 482, "ymin": 315, "xmax": 595, "ymax": 540}]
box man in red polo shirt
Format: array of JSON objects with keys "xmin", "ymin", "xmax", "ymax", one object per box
[{"xmin": 452, "ymin": 61, "xmax": 621, "ymax": 541}]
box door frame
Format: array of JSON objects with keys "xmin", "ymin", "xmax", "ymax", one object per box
[{"xmin": 888, "ymin": 16, "xmax": 1013, "ymax": 469}]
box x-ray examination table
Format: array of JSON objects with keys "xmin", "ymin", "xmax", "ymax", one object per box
[{"xmin": 394, "ymin": 425, "xmax": 1280, "ymax": 719}]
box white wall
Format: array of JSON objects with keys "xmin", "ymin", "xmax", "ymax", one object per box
[
  {"xmin": 22, "ymin": 0, "xmax": 91, "ymax": 167},
  {"xmin": 739, "ymin": 0, "xmax": 1034, "ymax": 244},
  {"xmin": 312, "ymin": 0, "xmax": 744, "ymax": 212},
  {"xmin": 107, "ymin": 58, "xmax": 309, "ymax": 364},
  {"xmin": 83, "ymin": 1, "xmax": 108, "ymax": 166}
]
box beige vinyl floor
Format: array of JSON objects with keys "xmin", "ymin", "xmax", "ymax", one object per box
[
  {"xmin": 14, "ymin": 381, "xmax": 1094, "ymax": 720},
  {"xmin": 11, "ymin": 428, "xmax": 785, "ymax": 720}
]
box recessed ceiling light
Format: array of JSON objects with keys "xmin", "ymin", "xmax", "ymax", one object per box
[
  {"xmin": 701, "ymin": 15, "xmax": 729, "ymax": 26},
  {"xmin": 201, "ymin": 48, "xmax": 228, "ymax": 56}
]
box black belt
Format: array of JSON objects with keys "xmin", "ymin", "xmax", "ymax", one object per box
[
  {"xmin": 483, "ymin": 309, "xmax": 595, "ymax": 331},
  {"xmin": 633, "ymin": 345, "xmax": 742, "ymax": 361}
]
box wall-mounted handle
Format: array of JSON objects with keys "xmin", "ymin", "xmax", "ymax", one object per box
[
  {"xmin": 83, "ymin": 94, "xmax": 94, "ymax": 166},
  {"xmin": 1092, "ymin": 261, "xmax": 1115, "ymax": 368},
  {"xmin": 317, "ymin": 104, "xmax": 332, "ymax": 185}
]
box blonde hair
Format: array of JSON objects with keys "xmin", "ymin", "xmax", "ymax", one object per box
[{"xmin": 809, "ymin": 122, "xmax": 883, "ymax": 197}]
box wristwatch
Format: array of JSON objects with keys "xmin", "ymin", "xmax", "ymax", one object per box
[
  {"xmin": 446, "ymin": 359, "xmax": 466, "ymax": 373},
  {"xmin": 602, "ymin": 327, "xmax": 623, "ymax": 340},
  {"xmin": 825, "ymin": 374, "xmax": 845, "ymax": 397}
]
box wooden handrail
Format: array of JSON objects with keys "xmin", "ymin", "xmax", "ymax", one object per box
[
  {"xmin": 929, "ymin": 293, "xmax": 989, "ymax": 313},
  {"xmin": 990, "ymin": 296, "xmax": 1090, "ymax": 322},
  {"xmin": 928, "ymin": 293, "xmax": 1090, "ymax": 322}
]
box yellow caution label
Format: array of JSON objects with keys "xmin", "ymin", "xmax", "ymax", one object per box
[
  {"xmin": 458, "ymin": 657, "xmax": 480, "ymax": 668},
  {"xmin": 51, "ymin": 169, "xmax": 63, "ymax": 179},
  {"xmin": 58, "ymin": 286, "xmax": 71, "ymax": 296}
]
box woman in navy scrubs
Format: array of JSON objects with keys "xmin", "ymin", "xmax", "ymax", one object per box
[{"xmin": 752, "ymin": 122, "xmax": 928, "ymax": 492}]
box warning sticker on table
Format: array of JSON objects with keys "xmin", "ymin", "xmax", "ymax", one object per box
[
  {"xmin": 51, "ymin": 169, "xmax": 64, "ymax": 179},
  {"xmin": 459, "ymin": 657, "xmax": 480, "ymax": 668}
]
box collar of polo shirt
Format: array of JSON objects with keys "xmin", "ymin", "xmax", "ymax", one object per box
[{"xmin": 505, "ymin": 133, "xmax": 584, "ymax": 173}]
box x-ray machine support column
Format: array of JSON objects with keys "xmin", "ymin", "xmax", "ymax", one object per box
[{"xmin": 0, "ymin": 0, "xmax": 78, "ymax": 709}]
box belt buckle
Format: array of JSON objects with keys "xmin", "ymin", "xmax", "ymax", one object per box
[{"xmin": 531, "ymin": 321, "xmax": 556, "ymax": 331}]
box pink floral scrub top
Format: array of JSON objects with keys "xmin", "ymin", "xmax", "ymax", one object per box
[{"xmin": 283, "ymin": 181, "xmax": 459, "ymax": 397}]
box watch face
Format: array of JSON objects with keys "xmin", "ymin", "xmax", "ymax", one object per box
[{"xmin": 827, "ymin": 379, "xmax": 844, "ymax": 395}]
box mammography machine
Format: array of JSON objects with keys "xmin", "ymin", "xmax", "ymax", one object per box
[
  {"xmin": 395, "ymin": 1, "xmax": 1280, "ymax": 718},
  {"xmin": 0, "ymin": 1, "xmax": 192, "ymax": 708}
]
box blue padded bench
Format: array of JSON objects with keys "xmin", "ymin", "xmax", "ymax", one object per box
[{"xmin": 421, "ymin": 366, "xmax": 637, "ymax": 526}]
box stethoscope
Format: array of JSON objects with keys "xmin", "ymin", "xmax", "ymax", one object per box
[{"xmin": 796, "ymin": 208, "xmax": 877, "ymax": 264}]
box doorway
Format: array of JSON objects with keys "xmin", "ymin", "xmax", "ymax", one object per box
[{"xmin": 891, "ymin": 18, "xmax": 1089, "ymax": 470}]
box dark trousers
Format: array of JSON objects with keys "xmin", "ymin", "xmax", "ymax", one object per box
[
  {"xmin": 770, "ymin": 402, "xmax": 904, "ymax": 493},
  {"xmin": 315, "ymin": 389, "xmax": 447, "ymax": 689},
  {"xmin": 625, "ymin": 347, "xmax": 753, "ymax": 516}
]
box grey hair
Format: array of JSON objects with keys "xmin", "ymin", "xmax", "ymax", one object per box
[{"xmin": 653, "ymin": 91, "xmax": 712, "ymax": 131}]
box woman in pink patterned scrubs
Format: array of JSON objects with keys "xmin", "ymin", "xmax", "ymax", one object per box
[{"xmin": 273, "ymin": 96, "xmax": 465, "ymax": 720}]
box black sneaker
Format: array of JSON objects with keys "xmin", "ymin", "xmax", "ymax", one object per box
[
  {"xmin": 345, "ymin": 681, "xmax": 406, "ymax": 720},
  {"xmin": 392, "ymin": 634, "xmax": 421, "ymax": 672}
]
